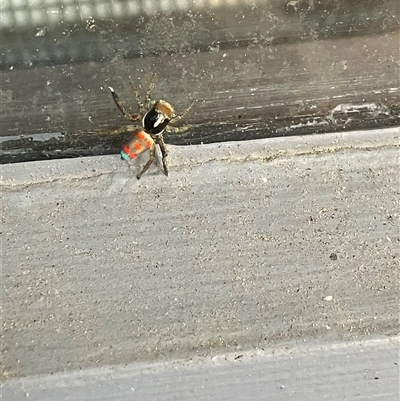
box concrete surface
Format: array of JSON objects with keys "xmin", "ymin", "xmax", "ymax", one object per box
[
  {"xmin": 1, "ymin": 128, "xmax": 399, "ymax": 397},
  {"xmin": 2, "ymin": 339, "xmax": 399, "ymax": 400}
]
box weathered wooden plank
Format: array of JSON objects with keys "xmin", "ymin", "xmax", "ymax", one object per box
[{"xmin": 1, "ymin": 1, "xmax": 399, "ymax": 162}]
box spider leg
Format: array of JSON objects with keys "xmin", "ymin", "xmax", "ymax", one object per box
[
  {"xmin": 129, "ymin": 82, "xmax": 145, "ymax": 114},
  {"xmin": 165, "ymin": 125, "xmax": 191, "ymax": 134},
  {"xmin": 130, "ymin": 73, "xmax": 155, "ymax": 114},
  {"xmin": 144, "ymin": 73, "xmax": 156, "ymax": 110},
  {"xmin": 107, "ymin": 124, "xmax": 137, "ymax": 136},
  {"xmin": 170, "ymin": 99, "xmax": 196, "ymax": 124},
  {"xmin": 136, "ymin": 142, "xmax": 156, "ymax": 179},
  {"xmin": 108, "ymin": 86, "xmax": 141, "ymax": 123},
  {"xmin": 155, "ymin": 134, "xmax": 169, "ymax": 176}
]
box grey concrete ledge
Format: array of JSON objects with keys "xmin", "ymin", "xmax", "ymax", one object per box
[
  {"xmin": 2, "ymin": 127, "xmax": 399, "ymax": 392},
  {"xmin": 1, "ymin": 127, "xmax": 398, "ymax": 187},
  {"xmin": 2, "ymin": 337, "xmax": 399, "ymax": 401}
]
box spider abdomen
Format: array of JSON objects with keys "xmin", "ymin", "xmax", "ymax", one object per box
[{"xmin": 121, "ymin": 130, "xmax": 154, "ymax": 160}]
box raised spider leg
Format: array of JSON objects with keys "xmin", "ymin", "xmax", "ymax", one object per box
[
  {"xmin": 170, "ymin": 99, "xmax": 196, "ymax": 124},
  {"xmin": 130, "ymin": 82, "xmax": 145, "ymax": 114},
  {"xmin": 155, "ymin": 135, "xmax": 169, "ymax": 176},
  {"xmin": 144, "ymin": 73, "xmax": 156, "ymax": 110},
  {"xmin": 130, "ymin": 73, "xmax": 156, "ymax": 114},
  {"xmin": 108, "ymin": 87, "xmax": 141, "ymax": 123},
  {"xmin": 136, "ymin": 142, "xmax": 156, "ymax": 179}
]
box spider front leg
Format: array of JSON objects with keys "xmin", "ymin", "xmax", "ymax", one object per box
[
  {"xmin": 108, "ymin": 86, "xmax": 141, "ymax": 123},
  {"xmin": 144, "ymin": 73, "xmax": 156, "ymax": 110},
  {"xmin": 155, "ymin": 134, "xmax": 169, "ymax": 176},
  {"xmin": 137, "ymin": 142, "xmax": 156, "ymax": 180},
  {"xmin": 130, "ymin": 73, "xmax": 156, "ymax": 114},
  {"xmin": 170, "ymin": 99, "xmax": 196, "ymax": 124}
]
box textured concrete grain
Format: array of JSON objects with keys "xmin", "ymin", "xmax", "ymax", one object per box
[
  {"xmin": 2, "ymin": 339, "xmax": 399, "ymax": 401},
  {"xmin": 1, "ymin": 129, "xmax": 399, "ymax": 381}
]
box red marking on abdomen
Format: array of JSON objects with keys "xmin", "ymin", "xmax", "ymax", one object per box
[
  {"xmin": 122, "ymin": 144, "xmax": 138, "ymax": 159},
  {"xmin": 136, "ymin": 131, "xmax": 147, "ymax": 141},
  {"xmin": 133, "ymin": 142, "xmax": 143, "ymax": 151}
]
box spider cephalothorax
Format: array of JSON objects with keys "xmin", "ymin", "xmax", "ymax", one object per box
[
  {"xmin": 142, "ymin": 100, "xmax": 175, "ymax": 135},
  {"xmin": 109, "ymin": 74, "xmax": 194, "ymax": 179}
]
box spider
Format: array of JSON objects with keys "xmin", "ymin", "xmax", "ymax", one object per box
[{"xmin": 108, "ymin": 74, "xmax": 195, "ymax": 179}]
